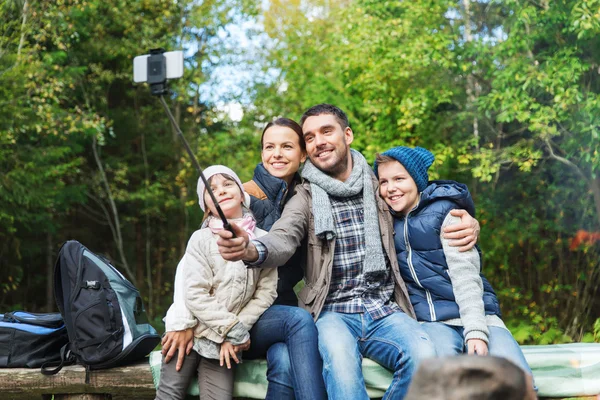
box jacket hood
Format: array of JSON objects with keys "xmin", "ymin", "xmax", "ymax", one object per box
[{"xmin": 416, "ymin": 180, "xmax": 476, "ymax": 216}]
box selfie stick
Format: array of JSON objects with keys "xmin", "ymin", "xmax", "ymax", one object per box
[
  {"xmin": 145, "ymin": 49, "xmax": 235, "ymax": 235},
  {"xmin": 157, "ymin": 97, "xmax": 234, "ymax": 234}
]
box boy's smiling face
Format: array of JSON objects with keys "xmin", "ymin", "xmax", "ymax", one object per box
[{"xmin": 378, "ymin": 160, "xmax": 420, "ymax": 215}]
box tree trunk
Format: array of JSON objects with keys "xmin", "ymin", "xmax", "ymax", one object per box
[
  {"xmin": 140, "ymin": 130, "xmax": 153, "ymax": 315},
  {"xmin": 462, "ymin": 0, "xmax": 479, "ymax": 148},
  {"xmin": 545, "ymin": 141, "xmax": 600, "ymax": 227},
  {"xmin": 16, "ymin": 0, "xmax": 28, "ymax": 62},
  {"xmin": 590, "ymin": 176, "xmax": 600, "ymax": 229},
  {"xmin": 136, "ymin": 222, "xmax": 144, "ymax": 284},
  {"xmin": 153, "ymin": 227, "xmax": 164, "ymax": 316},
  {"xmin": 171, "ymin": 101, "xmax": 188, "ymax": 257},
  {"xmin": 91, "ymin": 136, "xmax": 136, "ymax": 286},
  {"xmin": 46, "ymin": 232, "xmax": 54, "ymax": 312}
]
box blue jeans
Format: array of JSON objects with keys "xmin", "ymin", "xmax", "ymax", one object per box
[
  {"xmin": 244, "ymin": 305, "xmax": 327, "ymax": 400},
  {"xmin": 421, "ymin": 322, "xmax": 533, "ymax": 376},
  {"xmin": 316, "ymin": 311, "xmax": 436, "ymax": 400}
]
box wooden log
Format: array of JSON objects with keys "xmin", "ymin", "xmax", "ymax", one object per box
[
  {"xmin": 42, "ymin": 395, "xmax": 112, "ymax": 400},
  {"xmin": 0, "ymin": 361, "xmax": 155, "ymax": 400}
]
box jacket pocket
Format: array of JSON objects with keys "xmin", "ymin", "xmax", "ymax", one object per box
[{"xmin": 297, "ymin": 283, "xmax": 319, "ymax": 306}]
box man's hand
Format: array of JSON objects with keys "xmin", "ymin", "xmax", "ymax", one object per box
[
  {"xmin": 219, "ymin": 341, "xmax": 240, "ymax": 369},
  {"xmin": 216, "ymin": 223, "xmax": 258, "ymax": 262},
  {"xmin": 443, "ymin": 209, "xmax": 480, "ymax": 252},
  {"xmin": 161, "ymin": 328, "xmax": 194, "ymax": 371},
  {"xmin": 233, "ymin": 338, "xmax": 251, "ymax": 353},
  {"xmin": 466, "ymin": 338, "xmax": 489, "ymax": 356}
]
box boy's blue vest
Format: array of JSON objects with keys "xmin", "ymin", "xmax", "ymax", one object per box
[{"xmin": 393, "ymin": 180, "xmax": 501, "ymax": 322}]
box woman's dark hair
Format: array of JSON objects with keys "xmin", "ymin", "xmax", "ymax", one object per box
[{"xmin": 261, "ymin": 118, "xmax": 306, "ymax": 152}]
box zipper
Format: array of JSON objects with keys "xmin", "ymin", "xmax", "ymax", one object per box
[
  {"xmin": 403, "ymin": 213, "xmax": 437, "ymax": 321},
  {"xmin": 279, "ymin": 186, "xmax": 288, "ymax": 212},
  {"xmin": 4, "ymin": 312, "xmax": 64, "ymax": 329},
  {"xmin": 235, "ymin": 268, "xmax": 249, "ymax": 315},
  {"xmin": 71, "ymin": 246, "xmax": 87, "ymax": 304}
]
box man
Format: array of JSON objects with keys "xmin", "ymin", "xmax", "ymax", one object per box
[{"xmin": 217, "ymin": 104, "xmax": 479, "ymax": 399}]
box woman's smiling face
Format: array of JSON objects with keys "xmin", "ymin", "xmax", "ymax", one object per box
[{"xmin": 261, "ymin": 125, "xmax": 306, "ymax": 183}]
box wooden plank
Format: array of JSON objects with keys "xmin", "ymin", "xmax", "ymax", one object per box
[
  {"xmin": 0, "ymin": 361, "xmax": 155, "ymax": 400},
  {"xmin": 42, "ymin": 395, "xmax": 112, "ymax": 400}
]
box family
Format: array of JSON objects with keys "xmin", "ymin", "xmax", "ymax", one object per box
[{"xmin": 154, "ymin": 104, "xmax": 534, "ymax": 400}]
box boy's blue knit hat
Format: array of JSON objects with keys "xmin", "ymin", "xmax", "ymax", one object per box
[{"xmin": 373, "ymin": 146, "xmax": 435, "ymax": 192}]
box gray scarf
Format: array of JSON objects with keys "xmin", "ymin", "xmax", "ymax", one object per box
[{"xmin": 301, "ymin": 149, "xmax": 386, "ymax": 275}]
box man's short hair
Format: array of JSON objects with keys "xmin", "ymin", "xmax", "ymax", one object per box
[{"xmin": 300, "ymin": 104, "xmax": 350, "ymax": 130}]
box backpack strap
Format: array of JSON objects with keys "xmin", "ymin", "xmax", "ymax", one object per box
[
  {"xmin": 243, "ymin": 180, "xmax": 267, "ymax": 200},
  {"xmin": 40, "ymin": 343, "xmax": 76, "ymax": 376}
]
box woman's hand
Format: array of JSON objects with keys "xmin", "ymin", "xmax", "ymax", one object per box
[
  {"xmin": 220, "ymin": 341, "xmax": 240, "ymax": 369},
  {"xmin": 443, "ymin": 209, "xmax": 481, "ymax": 252},
  {"xmin": 161, "ymin": 328, "xmax": 195, "ymax": 371},
  {"xmin": 466, "ymin": 338, "xmax": 489, "ymax": 356}
]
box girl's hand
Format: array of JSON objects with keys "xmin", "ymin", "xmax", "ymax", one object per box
[
  {"xmin": 467, "ymin": 339, "xmax": 489, "ymax": 356},
  {"xmin": 233, "ymin": 338, "xmax": 251, "ymax": 353},
  {"xmin": 220, "ymin": 341, "xmax": 240, "ymax": 369}
]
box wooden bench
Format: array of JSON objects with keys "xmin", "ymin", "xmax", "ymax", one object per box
[
  {"xmin": 1, "ymin": 343, "xmax": 600, "ymax": 399},
  {"xmin": 0, "ymin": 361, "xmax": 598, "ymax": 400},
  {"xmin": 0, "ymin": 362, "xmax": 154, "ymax": 400}
]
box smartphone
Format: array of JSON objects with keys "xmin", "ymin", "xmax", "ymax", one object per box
[{"xmin": 133, "ymin": 50, "xmax": 184, "ymax": 83}]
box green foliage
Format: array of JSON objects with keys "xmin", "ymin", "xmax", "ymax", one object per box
[
  {"xmin": 0, "ymin": 0, "xmax": 258, "ymax": 314},
  {"xmin": 1, "ymin": 0, "xmax": 598, "ymax": 343},
  {"xmin": 248, "ymin": 0, "xmax": 600, "ymax": 343},
  {"xmin": 508, "ymin": 318, "xmax": 572, "ymax": 345}
]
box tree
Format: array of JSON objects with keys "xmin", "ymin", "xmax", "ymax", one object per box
[
  {"xmin": 249, "ymin": 0, "xmax": 599, "ymax": 342},
  {"xmin": 0, "ymin": 0, "xmax": 259, "ymax": 321}
]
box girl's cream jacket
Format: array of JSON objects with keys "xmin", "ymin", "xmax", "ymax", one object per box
[{"xmin": 164, "ymin": 226, "xmax": 277, "ymax": 344}]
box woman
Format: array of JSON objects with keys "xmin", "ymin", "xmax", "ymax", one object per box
[
  {"xmin": 162, "ymin": 118, "xmax": 327, "ymax": 400},
  {"xmin": 240, "ymin": 118, "xmax": 327, "ymax": 399}
]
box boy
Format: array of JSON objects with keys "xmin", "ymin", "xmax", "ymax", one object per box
[{"xmin": 374, "ymin": 146, "xmax": 534, "ymax": 387}]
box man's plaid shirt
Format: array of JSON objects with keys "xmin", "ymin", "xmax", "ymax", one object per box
[{"xmin": 321, "ymin": 192, "xmax": 400, "ymax": 320}]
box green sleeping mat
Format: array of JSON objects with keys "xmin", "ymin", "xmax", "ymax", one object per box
[{"xmin": 149, "ymin": 343, "xmax": 600, "ymax": 398}]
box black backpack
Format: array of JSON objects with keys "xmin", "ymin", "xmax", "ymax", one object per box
[
  {"xmin": 43, "ymin": 240, "xmax": 160, "ymax": 378},
  {"xmin": 0, "ymin": 311, "xmax": 68, "ymax": 368}
]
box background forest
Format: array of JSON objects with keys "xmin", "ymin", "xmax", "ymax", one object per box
[{"xmin": 1, "ymin": 0, "xmax": 599, "ymax": 345}]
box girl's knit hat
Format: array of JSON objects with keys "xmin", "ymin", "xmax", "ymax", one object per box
[
  {"xmin": 196, "ymin": 165, "xmax": 251, "ymax": 212},
  {"xmin": 373, "ymin": 146, "xmax": 435, "ymax": 192}
]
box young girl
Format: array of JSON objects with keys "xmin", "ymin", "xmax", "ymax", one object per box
[
  {"xmin": 155, "ymin": 165, "xmax": 278, "ymax": 400},
  {"xmin": 160, "ymin": 119, "xmax": 326, "ymax": 400},
  {"xmin": 373, "ymin": 146, "xmax": 534, "ymax": 386}
]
